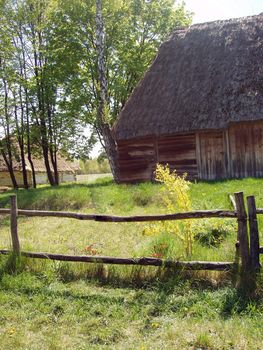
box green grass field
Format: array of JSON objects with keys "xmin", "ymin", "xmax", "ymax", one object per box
[{"xmin": 0, "ymin": 177, "xmax": 263, "ymax": 349}]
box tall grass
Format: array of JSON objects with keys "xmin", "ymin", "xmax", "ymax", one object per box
[{"xmin": 1, "ymin": 177, "xmax": 262, "ymax": 264}]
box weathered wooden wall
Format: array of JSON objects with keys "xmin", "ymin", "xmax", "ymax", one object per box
[
  {"xmin": 0, "ymin": 171, "xmax": 33, "ymax": 187},
  {"xmin": 228, "ymin": 122, "xmax": 263, "ymax": 178},
  {"xmin": 117, "ymin": 133, "xmax": 197, "ymax": 182},
  {"xmin": 35, "ymin": 172, "xmax": 76, "ymax": 185},
  {"xmin": 196, "ymin": 131, "xmax": 226, "ymax": 180},
  {"xmin": 158, "ymin": 134, "xmax": 197, "ymax": 179},
  {"xmin": 117, "ymin": 121, "xmax": 263, "ymax": 182},
  {"xmin": 117, "ymin": 137, "xmax": 156, "ymax": 182}
]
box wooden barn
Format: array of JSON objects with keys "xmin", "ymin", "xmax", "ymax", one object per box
[{"xmin": 113, "ymin": 14, "xmax": 263, "ymax": 182}]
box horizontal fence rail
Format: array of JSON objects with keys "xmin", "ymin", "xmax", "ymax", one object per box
[
  {"xmin": 0, "ymin": 249, "xmax": 236, "ymax": 271},
  {"xmin": 0, "ymin": 208, "xmax": 237, "ymax": 222}
]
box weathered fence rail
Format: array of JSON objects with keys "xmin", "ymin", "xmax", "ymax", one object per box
[
  {"xmin": 0, "ymin": 208, "xmax": 237, "ymax": 221},
  {"xmin": 0, "ymin": 249, "xmax": 234, "ymax": 271},
  {"xmin": 0, "ymin": 192, "xmax": 262, "ymax": 276}
]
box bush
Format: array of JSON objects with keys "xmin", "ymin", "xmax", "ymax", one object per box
[
  {"xmin": 194, "ymin": 219, "xmax": 233, "ymax": 247},
  {"xmin": 143, "ymin": 164, "xmax": 194, "ymax": 256}
]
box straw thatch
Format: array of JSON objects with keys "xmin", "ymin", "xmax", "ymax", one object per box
[
  {"xmin": 113, "ymin": 14, "xmax": 263, "ymax": 140},
  {"xmin": 0, "ymin": 154, "xmax": 79, "ymax": 174}
]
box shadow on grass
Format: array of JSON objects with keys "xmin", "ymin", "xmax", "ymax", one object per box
[
  {"xmin": 0, "ymin": 253, "xmax": 26, "ymax": 278},
  {"xmin": 1, "ymin": 255, "xmax": 262, "ymax": 321},
  {"xmin": 0, "ymin": 254, "xmax": 234, "ymax": 292}
]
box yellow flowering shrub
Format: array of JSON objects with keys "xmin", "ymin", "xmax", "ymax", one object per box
[{"xmin": 144, "ymin": 164, "xmax": 194, "ymax": 256}]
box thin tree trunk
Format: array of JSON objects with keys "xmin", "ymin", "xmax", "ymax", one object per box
[
  {"xmin": 26, "ymin": 99, "xmax": 37, "ymax": 188},
  {"xmin": 18, "ymin": 135, "xmax": 29, "ymax": 189},
  {"xmin": 14, "ymin": 97, "xmax": 29, "ymax": 189},
  {"xmin": 47, "ymin": 104, "xmax": 59, "ymax": 185},
  {"xmin": 95, "ymin": 0, "xmax": 119, "ymax": 182},
  {"xmin": 18, "ymin": 28, "xmax": 37, "ymax": 188},
  {"xmin": 31, "ymin": 20, "xmax": 55, "ymax": 186},
  {"xmin": 1, "ymin": 149, "xmax": 18, "ymax": 189},
  {"xmin": 50, "ymin": 147, "xmax": 59, "ymax": 185},
  {"xmin": 0, "ymin": 68, "xmax": 18, "ymax": 189}
]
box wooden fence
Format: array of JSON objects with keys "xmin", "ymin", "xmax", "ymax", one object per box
[{"xmin": 0, "ymin": 191, "xmax": 262, "ymax": 274}]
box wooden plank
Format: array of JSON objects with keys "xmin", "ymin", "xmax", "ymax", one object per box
[
  {"xmin": 117, "ymin": 137, "xmax": 156, "ymax": 182},
  {"xmin": 0, "ymin": 250, "xmax": 235, "ymax": 271},
  {"xmin": 157, "ymin": 133, "xmax": 197, "ymax": 178},
  {"xmin": 224, "ymin": 129, "xmax": 231, "ymax": 177},
  {"xmin": 247, "ymin": 196, "xmax": 260, "ymax": 271},
  {"xmin": 234, "ymin": 192, "xmax": 250, "ymax": 272},
  {"xmin": 195, "ymin": 132, "xmax": 202, "ymax": 179},
  {"xmin": 10, "ymin": 195, "xmax": 20, "ymax": 254},
  {"xmin": 198, "ymin": 131, "xmax": 226, "ymax": 180}
]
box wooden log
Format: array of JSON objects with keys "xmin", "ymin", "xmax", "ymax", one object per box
[
  {"xmin": 195, "ymin": 133, "xmax": 202, "ymax": 178},
  {"xmin": 0, "ymin": 208, "xmax": 237, "ymax": 221},
  {"xmin": 0, "ymin": 208, "xmax": 11, "ymax": 214},
  {"xmin": 0, "ymin": 249, "xmax": 235, "ymax": 271},
  {"xmin": 247, "ymin": 196, "xmax": 260, "ymax": 271},
  {"xmin": 229, "ymin": 194, "xmax": 237, "ymax": 211},
  {"xmin": 234, "ymin": 192, "xmax": 250, "ymax": 272},
  {"xmin": 10, "ymin": 195, "xmax": 20, "ymax": 254},
  {"xmin": 256, "ymin": 208, "xmax": 263, "ymax": 214},
  {"xmin": 259, "ymin": 247, "xmax": 263, "ymax": 254}
]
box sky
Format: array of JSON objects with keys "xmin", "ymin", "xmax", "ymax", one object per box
[
  {"xmin": 184, "ymin": 0, "xmax": 263, "ymax": 24},
  {"xmin": 90, "ymin": 0, "xmax": 263, "ymax": 158}
]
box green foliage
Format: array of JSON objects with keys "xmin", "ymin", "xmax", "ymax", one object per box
[
  {"xmin": 195, "ymin": 219, "xmax": 234, "ymax": 247},
  {"xmin": 51, "ymin": 0, "xmax": 192, "ymax": 124},
  {"xmin": 80, "ymin": 158, "xmax": 111, "ymax": 174}
]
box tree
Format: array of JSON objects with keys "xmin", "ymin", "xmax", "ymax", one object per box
[{"xmin": 57, "ymin": 0, "xmax": 192, "ymax": 181}]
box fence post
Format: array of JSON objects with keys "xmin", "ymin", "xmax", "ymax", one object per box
[
  {"xmin": 247, "ymin": 196, "xmax": 260, "ymax": 271},
  {"xmin": 234, "ymin": 192, "xmax": 250, "ymax": 272},
  {"xmin": 10, "ymin": 194, "xmax": 20, "ymax": 254}
]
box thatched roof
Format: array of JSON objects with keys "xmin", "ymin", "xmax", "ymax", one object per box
[
  {"xmin": 0, "ymin": 156, "xmax": 31, "ymax": 172},
  {"xmin": 113, "ymin": 14, "xmax": 263, "ymax": 140},
  {"xmin": 0, "ymin": 154, "xmax": 80, "ymax": 173}
]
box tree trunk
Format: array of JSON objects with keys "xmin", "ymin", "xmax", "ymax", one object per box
[
  {"xmin": 41, "ymin": 138, "xmax": 55, "ymax": 186},
  {"xmin": 1, "ymin": 149, "xmax": 18, "ymax": 189},
  {"xmin": 19, "ymin": 28, "xmax": 37, "ymax": 188},
  {"xmin": 0, "ymin": 70, "xmax": 18, "ymax": 189},
  {"xmin": 31, "ymin": 20, "xmax": 55, "ymax": 186},
  {"xmin": 100, "ymin": 123, "xmax": 119, "ymax": 182},
  {"xmin": 95, "ymin": 0, "xmax": 119, "ymax": 182},
  {"xmin": 50, "ymin": 147, "xmax": 59, "ymax": 185},
  {"xmin": 14, "ymin": 99, "xmax": 29, "ymax": 189},
  {"xmin": 19, "ymin": 138, "xmax": 29, "ymax": 189},
  {"xmin": 26, "ymin": 102, "xmax": 37, "ymax": 188}
]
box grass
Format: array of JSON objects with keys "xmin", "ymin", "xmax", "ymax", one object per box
[{"xmin": 0, "ymin": 177, "xmax": 263, "ymax": 349}]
